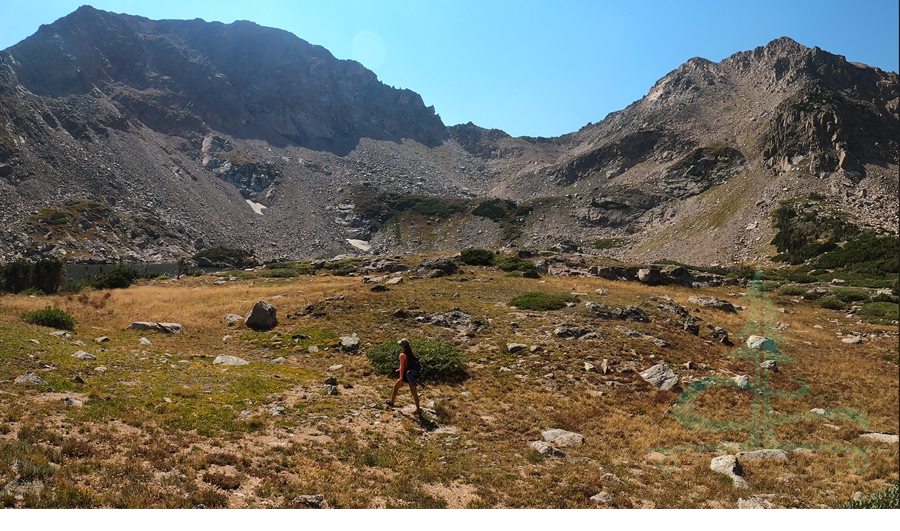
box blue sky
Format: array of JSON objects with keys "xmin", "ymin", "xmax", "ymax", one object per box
[{"xmin": 1, "ymin": 1, "xmax": 897, "ymax": 138}]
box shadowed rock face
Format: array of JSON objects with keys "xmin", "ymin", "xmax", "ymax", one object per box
[
  {"xmin": 4, "ymin": 6, "xmax": 446, "ymax": 154},
  {"xmin": 0, "ymin": 9, "xmax": 896, "ymax": 266}
]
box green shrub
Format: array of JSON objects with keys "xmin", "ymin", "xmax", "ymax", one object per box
[
  {"xmin": 90, "ymin": 267, "xmax": 140, "ymax": 290},
  {"xmin": 505, "ymin": 271, "xmax": 524, "ymax": 278},
  {"xmin": 0, "ymin": 258, "xmax": 65, "ymax": 294},
  {"xmin": 843, "ymin": 481, "xmax": 899, "ymax": 509},
  {"xmin": 494, "ymin": 256, "xmax": 534, "ymax": 273},
  {"xmin": 509, "ymin": 292, "xmax": 577, "ymax": 311},
  {"xmin": 22, "ymin": 306, "xmax": 76, "ymax": 331},
  {"xmin": 460, "ymin": 249, "xmax": 495, "ymax": 266},
  {"xmin": 366, "ymin": 339, "xmax": 467, "ymax": 381},
  {"xmin": 779, "ymin": 285, "xmax": 808, "ymax": 296},
  {"xmin": 819, "ymin": 296, "xmax": 845, "ymax": 310},
  {"xmin": 832, "ymin": 288, "xmax": 870, "ymax": 303},
  {"xmin": 872, "ymin": 293, "xmax": 900, "ymax": 304},
  {"xmin": 858, "ymin": 302, "xmax": 899, "ymax": 323}
]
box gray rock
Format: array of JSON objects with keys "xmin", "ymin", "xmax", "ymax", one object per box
[
  {"xmin": 859, "ymin": 433, "xmax": 899, "ymax": 444},
  {"xmin": 139, "ymin": 337, "xmax": 152, "ymax": 346},
  {"xmin": 507, "ymin": 343, "xmax": 528, "ymax": 353},
  {"xmin": 710, "ymin": 455, "xmax": 749, "ymax": 488},
  {"xmin": 62, "ymin": 397, "xmax": 83, "ymax": 407},
  {"xmin": 224, "ymin": 313, "xmax": 244, "ymax": 327},
  {"xmin": 385, "ymin": 276, "xmax": 403, "ymax": 285},
  {"xmin": 245, "ymin": 300, "xmax": 277, "ymax": 329},
  {"xmin": 213, "ymin": 354, "xmax": 249, "ymax": 366},
  {"xmin": 732, "ymin": 375, "xmax": 751, "ymax": 389},
  {"xmin": 683, "ymin": 361, "xmax": 696, "ymax": 370},
  {"xmin": 324, "ymin": 376, "xmax": 338, "ymax": 385},
  {"xmin": 682, "ymin": 317, "xmax": 700, "ymax": 335},
  {"xmin": 810, "ymin": 408, "xmax": 827, "ymax": 416},
  {"xmin": 737, "ymin": 496, "xmax": 775, "ymax": 509},
  {"xmin": 272, "ymin": 357, "xmax": 286, "ymax": 364},
  {"xmin": 746, "ymin": 335, "xmax": 776, "ymax": 351},
  {"xmin": 269, "ymin": 406, "xmax": 286, "ymax": 416},
  {"xmin": 542, "ymin": 429, "xmax": 584, "ymax": 447},
  {"xmin": 340, "ymin": 336, "xmax": 360, "ymax": 352},
  {"xmin": 14, "ymin": 372, "xmax": 47, "ymax": 386},
  {"xmin": 590, "ymin": 491, "xmax": 613, "ymax": 503},
  {"xmin": 759, "ymin": 360, "xmax": 778, "ymax": 372},
  {"xmin": 127, "ymin": 321, "xmax": 157, "ymax": 331},
  {"xmin": 529, "ymin": 441, "xmax": 566, "ymax": 457},
  {"xmin": 637, "ymin": 268, "xmax": 664, "ymax": 285},
  {"xmin": 639, "ymin": 363, "xmax": 680, "ymax": 391},
  {"xmin": 711, "ymin": 326, "xmax": 730, "ymax": 343},
  {"xmin": 554, "ymin": 325, "xmax": 594, "ymax": 339},
  {"xmin": 841, "ymin": 335, "xmax": 862, "ymax": 344},
  {"xmin": 584, "ymin": 362, "xmax": 597, "ymax": 372},
  {"xmin": 95, "ymin": 336, "xmax": 110, "ymax": 343},
  {"xmin": 93, "ymin": 366, "xmax": 107, "ymax": 373},
  {"xmin": 687, "ymin": 296, "xmax": 737, "ymax": 313},
  {"xmin": 292, "ymin": 494, "xmax": 327, "ymax": 508},
  {"xmin": 71, "ymin": 350, "xmax": 97, "ymax": 360},
  {"xmin": 600, "ymin": 359, "xmax": 611, "ymax": 375},
  {"xmin": 2, "ymin": 478, "xmax": 44, "ymax": 501},
  {"xmin": 323, "ymin": 384, "xmax": 339, "ymax": 396},
  {"xmin": 157, "ymin": 323, "xmax": 183, "ymax": 334}
]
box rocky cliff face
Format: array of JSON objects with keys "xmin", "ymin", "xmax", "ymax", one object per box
[{"xmin": 0, "ymin": 9, "xmax": 896, "ymax": 266}]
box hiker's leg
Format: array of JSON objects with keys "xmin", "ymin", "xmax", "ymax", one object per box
[
  {"xmin": 409, "ymin": 384, "xmax": 420, "ymax": 413},
  {"xmin": 389, "ymin": 379, "xmax": 403, "ymax": 405}
]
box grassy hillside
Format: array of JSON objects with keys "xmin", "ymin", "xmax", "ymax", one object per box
[{"xmin": 1, "ymin": 256, "xmax": 897, "ymax": 508}]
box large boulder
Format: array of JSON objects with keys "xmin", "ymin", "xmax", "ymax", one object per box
[
  {"xmin": 710, "ymin": 455, "xmax": 749, "ymax": 488},
  {"xmin": 417, "ymin": 257, "xmax": 459, "ymax": 277},
  {"xmin": 639, "ymin": 363, "xmax": 680, "ymax": 391},
  {"xmin": 687, "ymin": 296, "xmax": 736, "ymax": 313},
  {"xmin": 245, "ymin": 301, "xmax": 277, "ymax": 329}
]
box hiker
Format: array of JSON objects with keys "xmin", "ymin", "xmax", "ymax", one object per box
[{"xmin": 386, "ymin": 338, "xmax": 423, "ymax": 414}]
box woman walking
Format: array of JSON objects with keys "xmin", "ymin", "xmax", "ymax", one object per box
[{"xmin": 386, "ymin": 338, "xmax": 423, "ymax": 414}]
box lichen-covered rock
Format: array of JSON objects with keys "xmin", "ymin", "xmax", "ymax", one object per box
[{"xmin": 639, "ymin": 363, "xmax": 680, "ymax": 391}]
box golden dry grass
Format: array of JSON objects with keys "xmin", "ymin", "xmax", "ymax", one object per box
[{"xmin": 0, "ymin": 261, "xmax": 897, "ymax": 508}]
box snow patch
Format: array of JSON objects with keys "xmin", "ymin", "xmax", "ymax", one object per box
[
  {"xmin": 346, "ymin": 239, "xmax": 371, "ymax": 252},
  {"xmin": 246, "ymin": 200, "xmax": 267, "ymax": 215}
]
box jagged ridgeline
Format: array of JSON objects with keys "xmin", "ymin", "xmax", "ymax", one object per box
[{"xmin": 0, "ymin": 6, "xmax": 896, "ymax": 265}]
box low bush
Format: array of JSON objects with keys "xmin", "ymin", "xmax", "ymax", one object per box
[
  {"xmin": 509, "ymin": 292, "xmax": 577, "ymax": 311},
  {"xmin": 832, "ymin": 288, "xmax": 870, "ymax": 303},
  {"xmin": 778, "ymin": 285, "xmax": 808, "ymax": 296},
  {"xmin": 843, "ymin": 481, "xmax": 899, "ymax": 509},
  {"xmin": 857, "ymin": 302, "xmax": 899, "ymax": 323},
  {"xmin": 366, "ymin": 339, "xmax": 467, "ymax": 381},
  {"xmin": 459, "ymin": 249, "xmax": 495, "ymax": 266},
  {"xmin": 494, "ymin": 256, "xmax": 537, "ymax": 275},
  {"xmin": 819, "ymin": 297, "xmax": 845, "ymax": 311},
  {"xmin": 22, "ymin": 306, "xmax": 76, "ymax": 330},
  {"xmin": 90, "ymin": 267, "xmax": 140, "ymax": 290}
]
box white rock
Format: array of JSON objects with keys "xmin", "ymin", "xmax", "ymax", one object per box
[
  {"xmin": 139, "ymin": 337, "xmax": 152, "ymax": 346},
  {"xmin": 506, "ymin": 343, "xmax": 528, "ymax": 353},
  {"xmin": 71, "ymin": 350, "xmax": 97, "ymax": 360},
  {"xmin": 841, "ymin": 336, "xmax": 862, "ymax": 344},
  {"xmin": 213, "ymin": 354, "xmax": 249, "ymax": 366},
  {"xmin": 859, "ymin": 433, "xmax": 899, "ymax": 444},
  {"xmin": 732, "ymin": 375, "xmax": 751, "ymax": 389},
  {"xmin": 639, "ymin": 363, "xmax": 680, "ymax": 391},
  {"xmin": 542, "ymin": 429, "xmax": 584, "ymax": 447}
]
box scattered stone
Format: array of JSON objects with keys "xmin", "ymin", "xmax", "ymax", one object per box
[
  {"xmin": 507, "ymin": 343, "xmax": 528, "ymax": 353},
  {"xmin": 323, "ymin": 384, "xmax": 339, "ymax": 396},
  {"xmin": 224, "ymin": 313, "xmax": 244, "ymax": 327},
  {"xmin": 71, "ymin": 350, "xmax": 97, "ymax": 360},
  {"xmin": 710, "ymin": 455, "xmax": 749, "ymax": 488},
  {"xmin": 127, "ymin": 321, "xmax": 182, "ymax": 334},
  {"xmin": 600, "ymin": 359, "xmax": 611, "ymax": 375},
  {"xmin": 2, "ymin": 479, "xmax": 44, "ymax": 501},
  {"xmin": 308, "ymin": 346, "xmax": 320, "ymax": 354},
  {"xmin": 554, "ymin": 325, "xmax": 594, "ymax": 339},
  {"xmin": 139, "ymin": 337, "xmax": 152, "ymax": 346},
  {"xmin": 328, "ymin": 364, "xmax": 343, "ymax": 371},
  {"xmin": 682, "ymin": 317, "xmax": 700, "ymax": 335},
  {"xmin": 62, "ymin": 397, "xmax": 83, "ymax": 407},
  {"xmin": 746, "ymin": 335, "xmax": 776, "ymax": 351},
  {"xmin": 94, "ymin": 366, "xmax": 107, "ymax": 373},
  {"xmin": 340, "ymin": 335, "xmax": 360, "ymax": 352},
  {"xmin": 370, "ymin": 285, "xmax": 390, "ymax": 292},
  {"xmin": 291, "ymin": 494, "xmax": 327, "ymax": 509},
  {"xmin": 759, "ymin": 360, "xmax": 778, "ymax": 372},
  {"xmin": 595, "ymin": 289, "xmax": 610, "ymax": 296},
  {"xmin": 127, "ymin": 321, "xmax": 157, "ymax": 331},
  {"xmin": 584, "ymin": 362, "xmax": 597, "ymax": 372},
  {"xmin": 417, "ymin": 257, "xmax": 459, "ymax": 277},
  {"xmin": 324, "ymin": 376, "xmax": 338, "ymax": 385},
  {"xmin": 542, "ymin": 429, "xmax": 584, "ymax": 447},
  {"xmin": 683, "ymin": 361, "xmax": 696, "ymax": 370},
  {"xmin": 737, "ymin": 496, "xmax": 775, "ymax": 509},
  {"xmin": 272, "ymin": 357, "xmax": 286, "ymax": 364},
  {"xmin": 732, "ymin": 375, "xmax": 751, "ymax": 389},
  {"xmin": 711, "ymin": 327, "xmax": 730, "ymax": 344},
  {"xmin": 245, "ymin": 301, "xmax": 277, "ymax": 329},
  {"xmin": 639, "ymin": 363, "xmax": 680, "ymax": 391},
  {"xmin": 650, "ymin": 337, "xmax": 670, "ymax": 348},
  {"xmin": 269, "ymin": 406, "xmax": 286, "ymax": 416},
  {"xmin": 859, "ymin": 433, "xmax": 899, "ymax": 444},
  {"xmin": 72, "ymin": 375, "xmax": 85, "ymax": 384},
  {"xmin": 810, "ymin": 408, "xmax": 827, "ymax": 416},
  {"xmin": 213, "ymin": 354, "xmax": 249, "ymax": 366},
  {"xmin": 841, "ymin": 335, "xmax": 862, "ymax": 344},
  {"xmin": 14, "ymin": 372, "xmax": 47, "ymax": 386},
  {"xmin": 385, "ymin": 276, "xmax": 403, "ymax": 285},
  {"xmin": 687, "ymin": 296, "xmax": 737, "ymax": 313},
  {"xmin": 590, "ymin": 491, "xmax": 613, "ymax": 503},
  {"xmin": 222, "ymin": 335, "xmax": 232, "ymax": 342},
  {"xmin": 529, "ymin": 345, "xmax": 543, "ymax": 353},
  {"xmin": 95, "ymin": 336, "xmax": 109, "ymax": 343},
  {"xmin": 529, "ymin": 441, "xmax": 566, "ymax": 457}
]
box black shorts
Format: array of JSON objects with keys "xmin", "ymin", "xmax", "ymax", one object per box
[{"xmin": 403, "ymin": 369, "xmax": 420, "ymax": 385}]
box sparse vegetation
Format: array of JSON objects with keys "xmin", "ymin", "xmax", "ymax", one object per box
[
  {"xmin": 509, "ymin": 291, "xmax": 577, "ymax": 310},
  {"xmin": 842, "ymin": 482, "xmax": 899, "ymax": 509},
  {"xmin": 193, "ymin": 247, "xmax": 257, "ymax": 268},
  {"xmin": 858, "ymin": 302, "xmax": 899, "ymax": 324}
]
